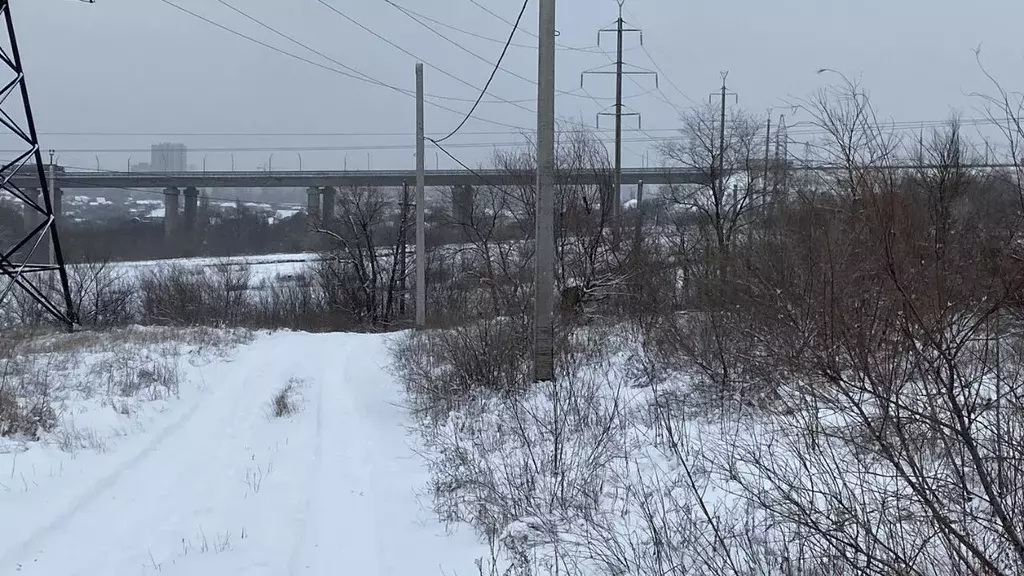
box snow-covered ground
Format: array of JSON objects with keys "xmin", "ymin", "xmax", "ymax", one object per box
[
  {"xmin": 0, "ymin": 330, "xmax": 482, "ymax": 575},
  {"xmin": 99, "ymin": 253, "xmax": 322, "ymax": 284}
]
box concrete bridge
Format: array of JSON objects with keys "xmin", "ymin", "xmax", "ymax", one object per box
[
  {"xmin": 9, "ymin": 166, "xmax": 708, "ymax": 259},
  {"xmin": 12, "ymin": 166, "xmax": 709, "ymax": 191}
]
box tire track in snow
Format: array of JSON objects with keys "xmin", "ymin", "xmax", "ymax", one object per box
[
  {"xmin": 0, "ymin": 337, "xmax": 276, "ymax": 575},
  {"xmin": 287, "ymin": 355, "xmax": 326, "ymax": 575},
  {"xmin": 1, "ymin": 333, "xmax": 487, "ymax": 576},
  {"xmin": 0, "ymin": 366, "xmax": 225, "ymax": 573}
]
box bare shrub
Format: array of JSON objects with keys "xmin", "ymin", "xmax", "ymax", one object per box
[
  {"xmin": 138, "ymin": 264, "xmax": 211, "ymax": 326},
  {"xmin": 0, "ymin": 350, "xmax": 59, "ymax": 440},
  {"xmin": 252, "ymin": 278, "xmax": 329, "ymax": 332},
  {"xmin": 391, "ymin": 315, "xmax": 533, "ymax": 416},
  {"xmin": 91, "ymin": 343, "xmax": 181, "ymax": 400},
  {"xmin": 67, "ymin": 258, "xmax": 136, "ymax": 327},
  {"xmin": 138, "ymin": 263, "xmax": 255, "ymax": 328},
  {"xmin": 314, "ymin": 185, "xmax": 410, "ymax": 331},
  {"xmin": 400, "ymin": 73, "xmax": 1024, "ymax": 576},
  {"xmin": 682, "ymin": 84, "xmax": 1024, "ymax": 575}
]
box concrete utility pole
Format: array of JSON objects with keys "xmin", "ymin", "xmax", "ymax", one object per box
[
  {"xmin": 534, "ymin": 0, "xmax": 556, "ymax": 382},
  {"xmin": 400, "ymin": 180, "xmax": 410, "ymax": 318},
  {"xmin": 763, "ymin": 111, "xmax": 772, "ymax": 205},
  {"xmin": 415, "ymin": 62, "xmax": 426, "ymax": 329},
  {"xmin": 47, "ymin": 152, "xmax": 57, "ymax": 265},
  {"xmin": 633, "ymin": 178, "xmax": 644, "ymax": 251}
]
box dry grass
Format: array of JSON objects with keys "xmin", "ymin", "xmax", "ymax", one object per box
[
  {"xmin": 0, "ymin": 326, "xmax": 247, "ymax": 447},
  {"xmin": 269, "ymin": 378, "xmax": 304, "ymax": 418}
]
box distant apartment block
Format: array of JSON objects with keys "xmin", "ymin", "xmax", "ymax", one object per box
[{"xmin": 151, "ymin": 143, "xmax": 187, "ymax": 172}]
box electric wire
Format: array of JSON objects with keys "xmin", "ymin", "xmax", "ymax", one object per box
[
  {"xmin": 314, "ymin": 0, "xmax": 534, "ymax": 114},
  {"xmin": 154, "ymin": 0, "xmax": 532, "ymax": 130},
  {"xmin": 214, "ymin": 0, "xmax": 532, "ymax": 106},
  {"xmin": 17, "ymin": 119, "xmax": 1006, "ymax": 155},
  {"xmin": 465, "ymin": 0, "xmax": 607, "ymax": 54},
  {"xmin": 385, "ymin": 0, "xmax": 606, "ymax": 103},
  {"xmin": 428, "ymin": 0, "xmax": 531, "ymax": 143},
  {"xmin": 381, "ymin": 2, "xmax": 545, "ymax": 51},
  {"xmin": 622, "ymin": 6, "xmax": 698, "ymax": 108}
]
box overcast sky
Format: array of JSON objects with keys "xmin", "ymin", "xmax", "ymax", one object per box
[{"xmin": 10, "ymin": 0, "xmax": 1024, "ymax": 173}]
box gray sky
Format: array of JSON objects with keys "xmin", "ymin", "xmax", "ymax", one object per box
[{"xmin": 12, "ymin": 0, "xmax": 1024, "ymax": 173}]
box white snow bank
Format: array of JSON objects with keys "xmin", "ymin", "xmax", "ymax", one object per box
[{"xmin": 0, "ymin": 330, "xmax": 483, "ymax": 575}]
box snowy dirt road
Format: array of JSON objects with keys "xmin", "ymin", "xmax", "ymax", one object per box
[{"xmin": 0, "ymin": 333, "xmax": 481, "ymax": 576}]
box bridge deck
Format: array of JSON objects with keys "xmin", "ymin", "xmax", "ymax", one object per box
[{"xmin": 9, "ymin": 167, "xmax": 710, "ymax": 190}]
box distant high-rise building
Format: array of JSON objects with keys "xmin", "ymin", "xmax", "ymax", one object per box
[{"xmin": 151, "ymin": 143, "xmax": 187, "ymax": 172}]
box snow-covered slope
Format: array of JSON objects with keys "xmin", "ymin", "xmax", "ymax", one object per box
[{"xmin": 0, "ymin": 332, "xmax": 481, "ymax": 576}]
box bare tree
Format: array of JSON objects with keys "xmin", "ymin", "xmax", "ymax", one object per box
[
  {"xmin": 658, "ymin": 102, "xmax": 764, "ymax": 278},
  {"xmin": 316, "ymin": 185, "xmax": 407, "ymax": 329},
  {"xmin": 713, "ymin": 83, "xmax": 1024, "ymax": 574}
]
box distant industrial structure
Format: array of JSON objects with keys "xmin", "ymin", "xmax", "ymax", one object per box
[{"xmin": 150, "ymin": 143, "xmax": 188, "ymax": 173}]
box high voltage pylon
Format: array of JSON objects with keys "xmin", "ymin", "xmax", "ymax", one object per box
[
  {"xmin": 0, "ymin": 0, "xmax": 76, "ymax": 329},
  {"xmin": 581, "ymin": 0, "xmax": 656, "ymax": 241},
  {"xmin": 710, "ymin": 72, "xmax": 738, "ymax": 204}
]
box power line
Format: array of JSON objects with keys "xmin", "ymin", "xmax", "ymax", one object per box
[
  {"xmin": 384, "ymin": 1, "xmax": 616, "ymax": 55},
  {"xmin": 24, "ymin": 120, "xmax": 1006, "ymax": 155},
  {"xmin": 385, "ymin": 0, "xmax": 602, "ymax": 103},
  {"xmin": 387, "ymin": 0, "xmax": 533, "ymax": 88},
  {"xmin": 314, "ymin": 0, "xmax": 535, "ymax": 114},
  {"xmin": 427, "ymin": 0, "xmax": 530, "ymax": 143},
  {"xmin": 214, "ymin": 0, "xmax": 397, "ymax": 95},
  {"xmin": 621, "ymin": 6, "xmax": 698, "ymax": 108},
  {"xmin": 153, "ymin": 0, "xmax": 532, "ymax": 131},
  {"xmin": 215, "ymin": 0, "xmax": 545, "ymax": 106},
  {"xmin": 428, "ymin": 139, "xmax": 516, "ymax": 200},
  {"xmin": 465, "ymin": 0, "xmax": 607, "ymax": 54},
  {"xmin": 21, "ymin": 117, "xmax": 1003, "ymax": 143},
  {"xmin": 382, "ymin": 2, "xmax": 541, "ymax": 50}
]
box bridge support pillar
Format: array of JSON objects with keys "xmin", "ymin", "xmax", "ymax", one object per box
[
  {"xmin": 321, "ymin": 186, "xmax": 336, "ymax": 226},
  {"xmin": 306, "ymin": 187, "xmax": 321, "ymax": 222},
  {"xmin": 50, "ymin": 187, "xmax": 63, "ymax": 220},
  {"xmin": 182, "ymin": 187, "xmax": 200, "ymax": 232},
  {"xmin": 22, "ymin": 188, "xmax": 49, "ymax": 265},
  {"xmin": 163, "ymin": 187, "xmax": 180, "ymax": 240},
  {"xmin": 198, "ymin": 191, "xmax": 210, "ymax": 231},
  {"xmin": 453, "ymin": 184, "xmax": 474, "ymax": 224},
  {"xmin": 50, "ymin": 187, "xmax": 62, "ymax": 264}
]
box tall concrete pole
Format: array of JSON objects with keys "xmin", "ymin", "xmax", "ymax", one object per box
[
  {"xmin": 415, "ymin": 62, "xmax": 426, "ymax": 329},
  {"xmin": 633, "ymin": 178, "xmax": 644, "ymax": 251},
  {"xmin": 47, "ymin": 155, "xmax": 57, "ymax": 265},
  {"xmin": 534, "ymin": 0, "xmax": 556, "ymax": 382},
  {"xmin": 400, "ymin": 180, "xmax": 410, "ymax": 318}
]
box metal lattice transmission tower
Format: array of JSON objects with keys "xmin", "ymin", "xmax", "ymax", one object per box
[
  {"xmin": 581, "ymin": 0, "xmax": 657, "ymax": 242},
  {"xmin": 0, "ymin": 0, "xmax": 75, "ymax": 328}
]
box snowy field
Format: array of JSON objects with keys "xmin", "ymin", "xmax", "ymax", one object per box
[
  {"xmin": 98, "ymin": 252, "xmax": 322, "ymax": 285},
  {"xmin": 0, "ymin": 328, "xmax": 482, "ymax": 575}
]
